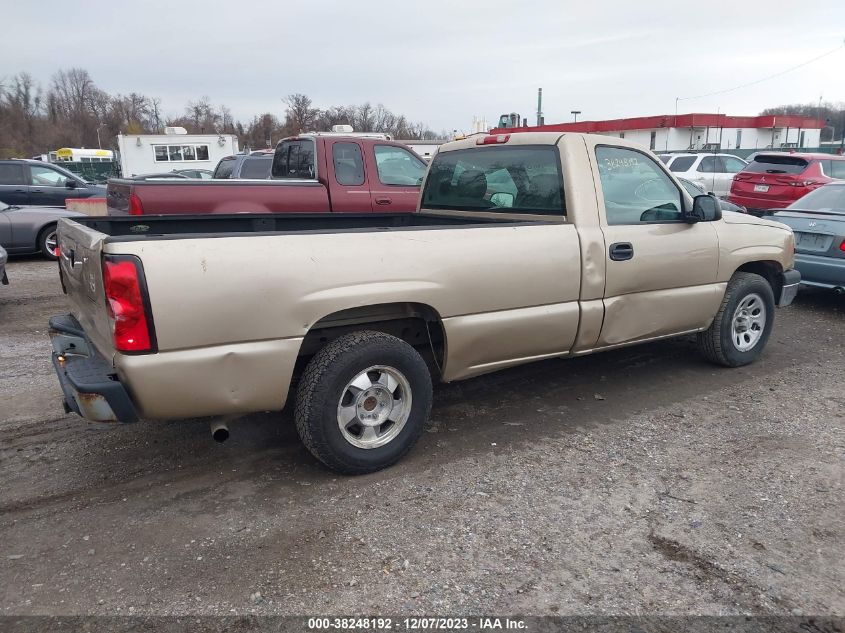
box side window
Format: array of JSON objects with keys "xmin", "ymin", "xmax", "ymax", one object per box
[
  {"xmin": 596, "ymin": 146, "xmax": 682, "ymax": 225},
  {"xmin": 30, "ymin": 165, "xmax": 67, "ymax": 186},
  {"xmin": 196, "ymin": 145, "xmax": 210, "ymax": 161},
  {"xmin": 332, "ymin": 142, "xmax": 365, "ymax": 186},
  {"xmin": 816, "ymin": 160, "xmax": 832, "ymax": 177},
  {"xmin": 829, "ymin": 160, "xmax": 845, "ymax": 179},
  {"xmin": 0, "ymin": 164, "xmax": 25, "ymax": 185},
  {"xmin": 213, "ymin": 157, "xmax": 235, "ymax": 179},
  {"xmin": 697, "ymin": 156, "xmax": 719, "ymax": 173},
  {"xmin": 668, "ymin": 156, "xmax": 696, "ymax": 172},
  {"xmin": 154, "ymin": 146, "xmax": 169, "ymax": 162},
  {"xmin": 723, "ymin": 157, "xmax": 746, "ymax": 174},
  {"xmin": 239, "ymin": 157, "xmax": 272, "ymax": 179},
  {"xmin": 374, "ymin": 145, "xmax": 426, "ymax": 186},
  {"xmin": 272, "ymin": 140, "xmax": 316, "ymax": 179}
]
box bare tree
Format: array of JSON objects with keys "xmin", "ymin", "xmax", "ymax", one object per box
[
  {"xmin": 0, "ymin": 68, "xmax": 448, "ymax": 158},
  {"xmin": 283, "ymin": 93, "xmax": 321, "ymax": 134}
]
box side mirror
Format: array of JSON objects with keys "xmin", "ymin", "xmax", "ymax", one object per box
[
  {"xmin": 65, "ymin": 178, "xmax": 77, "ymax": 189},
  {"xmin": 686, "ymin": 194, "xmax": 721, "ymax": 223},
  {"xmin": 490, "ymin": 192, "xmax": 514, "ymax": 208}
]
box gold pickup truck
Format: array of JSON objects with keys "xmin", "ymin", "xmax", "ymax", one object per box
[{"xmin": 49, "ymin": 133, "xmax": 799, "ymax": 474}]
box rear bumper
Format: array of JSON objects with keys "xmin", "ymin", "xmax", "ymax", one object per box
[
  {"xmin": 49, "ymin": 314, "xmax": 139, "ymax": 423},
  {"xmin": 727, "ymin": 193, "xmax": 793, "ymax": 214},
  {"xmin": 794, "ymin": 253, "xmax": 845, "ymax": 290},
  {"xmin": 778, "ymin": 269, "xmax": 801, "ymax": 307}
]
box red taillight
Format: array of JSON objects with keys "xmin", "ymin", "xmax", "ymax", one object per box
[
  {"xmin": 128, "ymin": 193, "xmax": 144, "ymax": 216},
  {"xmin": 477, "ymin": 134, "xmax": 510, "ymax": 145},
  {"xmin": 840, "ymin": 239, "xmax": 845, "ymax": 252},
  {"xmin": 54, "ymin": 246, "xmax": 61, "ymax": 258},
  {"xmin": 102, "ymin": 255, "xmax": 155, "ymax": 353}
]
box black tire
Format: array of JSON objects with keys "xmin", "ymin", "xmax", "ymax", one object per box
[
  {"xmin": 294, "ymin": 330, "xmax": 432, "ymax": 475},
  {"xmin": 697, "ymin": 272, "xmax": 775, "ymax": 367},
  {"xmin": 37, "ymin": 224, "xmax": 59, "ymax": 261}
]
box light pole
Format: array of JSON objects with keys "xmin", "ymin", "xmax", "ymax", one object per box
[
  {"xmin": 96, "ymin": 124, "xmax": 107, "ymax": 149},
  {"xmin": 571, "ymin": 110, "xmax": 581, "ymax": 123}
]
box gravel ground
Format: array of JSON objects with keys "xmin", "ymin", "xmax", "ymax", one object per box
[{"xmin": 0, "ymin": 257, "xmax": 842, "ymax": 617}]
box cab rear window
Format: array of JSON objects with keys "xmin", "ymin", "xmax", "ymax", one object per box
[{"xmin": 421, "ymin": 146, "xmax": 564, "ymax": 215}]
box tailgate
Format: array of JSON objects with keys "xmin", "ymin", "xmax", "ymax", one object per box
[
  {"xmin": 56, "ymin": 218, "xmax": 116, "ymax": 359},
  {"xmin": 106, "ymin": 180, "xmax": 132, "ymax": 215}
]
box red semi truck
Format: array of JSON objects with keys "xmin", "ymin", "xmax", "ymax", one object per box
[{"xmin": 106, "ymin": 135, "xmax": 427, "ymax": 215}]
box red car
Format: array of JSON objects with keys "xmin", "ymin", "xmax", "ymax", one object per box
[{"xmin": 728, "ymin": 153, "xmax": 845, "ymax": 214}]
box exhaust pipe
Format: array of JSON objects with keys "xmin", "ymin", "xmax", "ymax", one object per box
[{"xmin": 211, "ymin": 420, "xmax": 230, "ymax": 443}]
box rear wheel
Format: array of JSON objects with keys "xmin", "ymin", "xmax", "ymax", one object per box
[
  {"xmin": 697, "ymin": 272, "xmax": 775, "ymax": 367},
  {"xmin": 37, "ymin": 224, "xmax": 59, "ymax": 260},
  {"xmin": 294, "ymin": 330, "xmax": 432, "ymax": 475}
]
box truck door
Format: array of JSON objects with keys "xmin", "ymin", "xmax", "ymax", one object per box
[
  {"xmin": 326, "ymin": 139, "xmax": 372, "ymax": 212},
  {"xmin": 591, "ymin": 143, "xmax": 723, "ymax": 347},
  {"xmin": 365, "ymin": 144, "xmax": 426, "ymax": 212}
]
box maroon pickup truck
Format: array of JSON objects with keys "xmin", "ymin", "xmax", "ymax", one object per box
[{"xmin": 107, "ymin": 135, "xmax": 427, "ymax": 215}]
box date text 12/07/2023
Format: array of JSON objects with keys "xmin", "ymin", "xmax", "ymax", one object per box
[{"xmin": 307, "ymin": 617, "xmax": 528, "ymax": 630}]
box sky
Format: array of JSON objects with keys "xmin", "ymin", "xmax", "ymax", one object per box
[{"xmin": 2, "ymin": 0, "xmax": 844, "ymax": 133}]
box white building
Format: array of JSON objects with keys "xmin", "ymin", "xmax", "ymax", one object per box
[
  {"xmin": 116, "ymin": 128, "xmax": 239, "ymax": 177},
  {"xmin": 494, "ymin": 113, "xmax": 824, "ymax": 154}
]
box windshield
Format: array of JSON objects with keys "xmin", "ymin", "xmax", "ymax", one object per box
[
  {"xmin": 421, "ymin": 146, "xmax": 564, "ymax": 215},
  {"xmin": 787, "ymin": 185, "xmax": 845, "ymax": 214}
]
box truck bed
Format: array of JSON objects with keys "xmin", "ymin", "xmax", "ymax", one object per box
[{"xmin": 71, "ymin": 212, "xmax": 545, "ymax": 242}]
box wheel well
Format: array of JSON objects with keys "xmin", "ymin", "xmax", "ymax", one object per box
[
  {"xmin": 735, "ymin": 260, "xmax": 783, "ymax": 300},
  {"xmin": 36, "ymin": 222, "xmax": 57, "ymax": 250},
  {"xmin": 299, "ymin": 303, "xmax": 446, "ymax": 379}
]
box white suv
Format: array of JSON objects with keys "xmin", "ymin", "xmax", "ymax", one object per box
[{"xmin": 663, "ymin": 153, "xmax": 748, "ymax": 197}]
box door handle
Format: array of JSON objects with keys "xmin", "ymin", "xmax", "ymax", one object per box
[
  {"xmin": 32, "ymin": 189, "xmax": 44, "ymax": 193},
  {"xmin": 375, "ymin": 197, "xmax": 392, "ymax": 205},
  {"xmin": 609, "ymin": 242, "xmax": 634, "ymax": 261},
  {"xmin": 14, "ymin": 189, "xmax": 26, "ymax": 193}
]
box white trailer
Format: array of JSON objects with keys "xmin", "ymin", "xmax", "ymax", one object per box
[{"xmin": 116, "ymin": 128, "xmax": 239, "ymax": 177}]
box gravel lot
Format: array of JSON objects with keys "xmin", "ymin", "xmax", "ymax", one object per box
[{"xmin": 0, "ymin": 257, "xmax": 842, "ymax": 617}]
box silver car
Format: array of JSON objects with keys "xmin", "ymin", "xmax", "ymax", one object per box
[
  {"xmin": 0, "ymin": 243, "xmax": 7, "ymax": 285},
  {"xmin": 0, "ymin": 200, "xmax": 84, "ymax": 260}
]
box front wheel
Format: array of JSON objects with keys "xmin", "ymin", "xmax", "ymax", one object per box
[
  {"xmin": 697, "ymin": 272, "xmax": 775, "ymax": 367},
  {"xmin": 294, "ymin": 330, "xmax": 433, "ymax": 475},
  {"xmin": 38, "ymin": 224, "xmax": 59, "ymax": 261}
]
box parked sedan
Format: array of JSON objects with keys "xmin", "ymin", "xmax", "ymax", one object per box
[
  {"xmin": 0, "ymin": 243, "xmax": 7, "ymax": 285},
  {"xmin": 0, "ymin": 200, "xmax": 84, "ymax": 260},
  {"xmin": 768, "ymin": 183, "xmax": 845, "ymax": 292}
]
